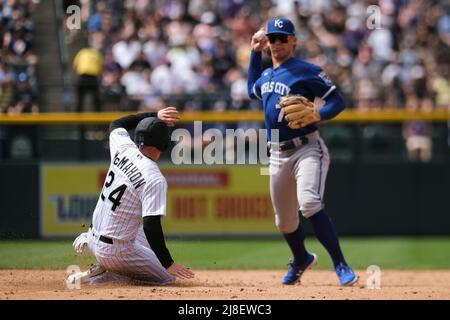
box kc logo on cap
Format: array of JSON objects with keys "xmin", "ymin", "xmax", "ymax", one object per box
[
  {"xmin": 274, "ymin": 19, "xmax": 283, "ymax": 28},
  {"xmin": 266, "ymin": 17, "xmax": 295, "ymax": 36}
]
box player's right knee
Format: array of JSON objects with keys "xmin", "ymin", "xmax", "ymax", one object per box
[
  {"xmin": 275, "ymin": 218, "xmax": 298, "ymax": 234},
  {"xmin": 299, "ymin": 199, "xmax": 323, "ymax": 219}
]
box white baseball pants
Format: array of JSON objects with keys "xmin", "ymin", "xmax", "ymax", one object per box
[{"xmin": 87, "ymin": 227, "xmax": 175, "ymax": 285}]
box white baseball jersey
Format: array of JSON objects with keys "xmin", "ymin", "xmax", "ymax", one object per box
[
  {"xmin": 87, "ymin": 128, "xmax": 174, "ymax": 284},
  {"xmin": 92, "ymin": 127, "xmax": 167, "ymax": 240}
]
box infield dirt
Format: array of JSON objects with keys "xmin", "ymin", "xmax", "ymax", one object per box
[{"xmin": 1, "ymin": 270, "xmax": 449, "ymax": 300}]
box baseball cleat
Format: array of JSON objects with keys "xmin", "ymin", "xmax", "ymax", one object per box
[
  {"xmin": 65, "ymin": 263, "xmax": 106, "ymax": 286},
  {"xmin": 335, "ymin": 263, "xmax": 358, "ymax": 286},
  {"xmin": 282, "ymin": 252, "xmax": 317, "ymax": 285}
]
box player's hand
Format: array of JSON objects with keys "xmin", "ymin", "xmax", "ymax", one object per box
[
  {"xmin": 73, "ymin": 232, "xmax": 88, "ymax": 254},
  {"xmin": 167, "ymin": 262, "xmax": 195, "ymax": 279},
  {"xmin": 251, "ymin": 28, "xmax": 267, "ymax": 52},
  {"xmin": 157, "ymin": 107, "xmax": 180, "ymax": 127}
]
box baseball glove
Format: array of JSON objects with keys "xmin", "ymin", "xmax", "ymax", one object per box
[{"xmin": 279, "ymin": 95, "xmax": 321, "ymax": 129}]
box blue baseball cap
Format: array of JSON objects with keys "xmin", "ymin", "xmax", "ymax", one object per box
[{"xmin": 266, "ymin": 17, "xmax": 295, "ymax": 36}]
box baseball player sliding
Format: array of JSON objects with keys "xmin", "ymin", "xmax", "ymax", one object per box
[
  {"xmin": 67, "ymin": 107, "xmax": 194, "ymax": 285},
  {"xmin": 248, "ymin": 17, "xmax": 358, "ymax": 286}
]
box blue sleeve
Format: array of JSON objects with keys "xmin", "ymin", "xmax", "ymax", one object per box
[
  {"xmin": 304, "ymin": 65, "xmax": 343, "ymax": 120},
  {"xmin": 247, "ymin": 51, "xmax": 263, "ymax": 100},
  {"xmin": 305, "ymin": 66, "xmax": 337, "ymax": 101},
  {"xmin": 318, "ymin": 89, "xmax": 345, "ymax": 121}
]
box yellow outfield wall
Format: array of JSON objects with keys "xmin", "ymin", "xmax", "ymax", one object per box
[
  {"xmin": 40, "ymin": 163, "xmax": 277, "ymax": 237},
  {"xmin": 1, "ymin": 109, "xmax": 449, "ymax": 125}
]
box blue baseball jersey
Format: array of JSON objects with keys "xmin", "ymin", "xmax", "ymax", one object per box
[{"xmin": 247, "ymin": 52, "xmax": 344, "ymax": 141}]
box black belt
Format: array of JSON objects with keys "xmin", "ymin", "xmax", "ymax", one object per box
[
  {"xmin": 98, "ymin": 235, "xmax": 113, "ymax": 244},
  {"xmin": 90, "ymin": 224, "xmax": 113, "ymax": 244},
  {"xmin": 276, "ymin": 136, "xmax": 309, "ymax": 152}
]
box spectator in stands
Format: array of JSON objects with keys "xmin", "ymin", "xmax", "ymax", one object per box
[
  {"xmin": 150, "ymin": 58, "xmax": 176, "ymax": 97},
  {"xmin": 403, "ymin": 120, "xmax": 433, "ymax": 163},
  {"xmin": 432, "ymin": 65, "xmax": 450, "ymax": 109},
  {"xmin": 120, "ymin": 58, "xmax": 153, "ymax": 110},
  {"xmin": 112, "ymin": 34, "xmax": 141, "ymax": 70},
  {"xmin": 0, "ymin": 75, "xmax": 15, "ymax": 113},
  {"xmin": 87, "ymin": 1, "xmax": 107, "ymax": 33},
  {"xmin": 101, "ymin": 50, "xmax": 124, "ymax": 111},
  {"xmin": 0, "ymin": 0, "xmax": 38, "ymax": 114},
  {"xmin": 73, "ymin": 46, "xmax": 103, "ymax": 112},
  {"xmin": 352, "ymin": 44, "xmax": 383, "ymax": 110}
]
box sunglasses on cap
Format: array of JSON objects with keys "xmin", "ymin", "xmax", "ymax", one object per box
[{"xmin": 267, "ymin": 34, "xmax": 289, "ymax": 44}]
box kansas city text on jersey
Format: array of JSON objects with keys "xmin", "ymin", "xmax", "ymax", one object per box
[{"xmin": 261, "ymin": 81, "xmax": 291, "ymax": 96}]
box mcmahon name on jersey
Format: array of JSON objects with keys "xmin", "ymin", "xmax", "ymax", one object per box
[{"xmin": 112, "ymin": 152, "xmax": 146, "ymax": 189}]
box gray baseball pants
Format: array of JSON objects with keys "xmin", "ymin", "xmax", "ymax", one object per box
[{"xmin": 269, "ymin": 131, "xmax": 330, "ymax": 234}]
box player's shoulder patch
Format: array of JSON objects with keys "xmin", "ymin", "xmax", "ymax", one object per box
[
  {"xmin": 116, "ymin": 131, "xmax": 129, "ymax": 137},
  {"xmin": 113, "ymin": 128, "xmax": 129, "ymax": 137},
  {"xmin": 318, "ymin": 71, "xmax": 334, "ymax": 86}
]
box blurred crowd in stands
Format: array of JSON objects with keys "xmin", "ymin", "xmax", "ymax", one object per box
[
  {"xmin": 65, "ymin": 0, "xmax": 450, "ymax": 162},
  {"xmin": 2, "ymin": 0, "xmax": 450, "ymax": 162},
  {"xmin": 66, "ymin": 0, "xmax": 450, "ymax": 114},
  {"xmin": 0, "ymin": 0, "xmax": 39, "ymax": 114},
  {"xmin": 3, "ymin": 0, "xmax": 450, "ymax": 115}
]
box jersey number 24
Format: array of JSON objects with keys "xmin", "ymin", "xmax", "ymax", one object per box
[{"xmin": 100, "ymin": 170, "xmax": 127, "ymax": 211}]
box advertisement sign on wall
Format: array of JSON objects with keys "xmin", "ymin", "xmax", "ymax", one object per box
[{"xmin": 40, "ymin": 164, "xmax": 276, "ymax": 237}]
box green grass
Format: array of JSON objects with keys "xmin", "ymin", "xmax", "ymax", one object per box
[{"xmin": 1, "ymin": 237, "xmax": 450, "ymax": 270}]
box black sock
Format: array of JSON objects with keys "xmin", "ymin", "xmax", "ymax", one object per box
[
  {"xmin": 282, "ymin": 222, "xmax": 308, "ymax": 266},
  {"xmin": 309, "ymin": 209, "xmax": 346, "ymax": 268}
]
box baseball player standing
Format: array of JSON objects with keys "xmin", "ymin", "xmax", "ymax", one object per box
[
  {"xmin": 247, "ymin": 17, "xmax": 358, "ymax": 286},
  {"xmin": 68, "ymin": 107, "xmax": 194, "ymax": 285}
]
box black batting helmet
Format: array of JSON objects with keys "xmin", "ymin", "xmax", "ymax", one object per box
[{"xmin": 134, "ymin": 117, "xmax": 170, "ymax": 152}]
